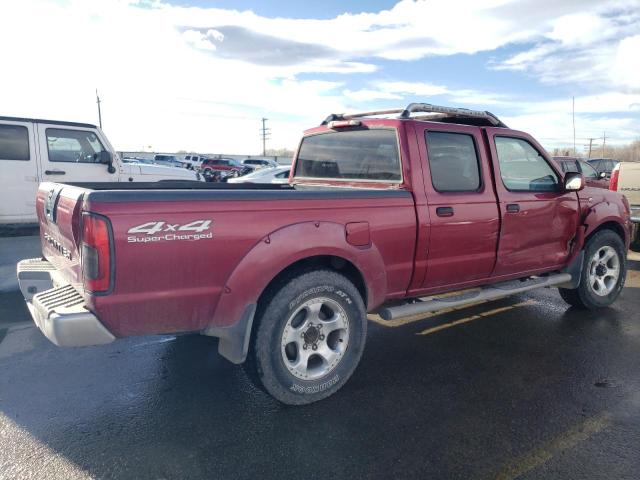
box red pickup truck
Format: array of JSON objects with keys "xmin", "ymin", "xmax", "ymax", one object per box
[{"xmin": 17, "ymin": 103, "xmax": 633, "ymax": 405}]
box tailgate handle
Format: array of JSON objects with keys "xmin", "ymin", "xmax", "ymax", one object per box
[
  {"xmin": 506, "ymin": 203, "xmax": 520, "ymax": 213},
  {"xmin": 45, "ymin": 170, "xmax": 66, "ymax": 175},
  {"xmin": 436, "ymin": 206, "xmax": 454, "ymax": 217}
]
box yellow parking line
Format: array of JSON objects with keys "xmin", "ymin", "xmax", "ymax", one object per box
[
  {"xmin": 495, "ymin": 411, "xmax": 612, "ymax": 480},
  {"xmin": 417, "ymin": 299, "xmax": 537, "ymax": 336}
]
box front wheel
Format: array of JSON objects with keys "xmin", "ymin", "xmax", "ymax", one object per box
[
  {"xmin": 558, "ymin": 230, "xmax": 626, "ymax": 309},
  {"xmin": 246, "ymin": 270, "xmax": 367, "ymax": 405}
]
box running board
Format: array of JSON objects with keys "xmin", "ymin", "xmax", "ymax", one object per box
[{"xmin": 377, "ymin": 273, "xmax": 572, "ymax": 321}]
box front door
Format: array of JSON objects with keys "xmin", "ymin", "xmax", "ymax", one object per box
[
  {"xmin": 0, "ymin": 120, "xmax": 38, "ymax": 223},
  {"xmin": 417, "ymin": 124, "xmax": 500, "ymax": 289},
  {"xmin": 486, "ymin": 130, "xmax": 580, "ymax": 276},
  {"xmin": 36, "ymin": 123, "xmax": 113, "ymax": 184}
]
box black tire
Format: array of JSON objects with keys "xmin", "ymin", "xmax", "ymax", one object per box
[
  {"xmin": 558, "ymin": 230, "xmax": 626, "ymax": 309},
  {"xmin": 631, "ymin": 238, "xmax": 640, "ymax": 253},
  {"xmin": 245, "ymin": 270, "xmax": 367, "ymax": 405}
]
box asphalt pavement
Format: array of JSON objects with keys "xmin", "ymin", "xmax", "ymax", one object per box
[{"xmin": 0, "ymin": 252, "xmax": 639, "ymax": 479}]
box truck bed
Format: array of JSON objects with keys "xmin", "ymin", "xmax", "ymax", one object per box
[{"xmin": 36, "ymin": 181, "xmax": 417, "ymax": 341}]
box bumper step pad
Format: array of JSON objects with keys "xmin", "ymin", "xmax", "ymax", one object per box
[
  {"xmin": 28, "ymin": 284, "xmax": 116, "ymax": 347},
  {"xmin": 17, "ymin": 258, "xmax": 56, "ymax": 301}
]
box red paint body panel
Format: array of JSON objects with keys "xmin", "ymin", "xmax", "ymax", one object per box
[
  {"xmin": 35, "ymin": 118, "xmax": 631, "ymax": 340},
  {"xmin": 83, "ymin": 194, "xmax": 416, "ymax": 336}
]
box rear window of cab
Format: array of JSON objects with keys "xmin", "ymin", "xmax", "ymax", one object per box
[{"xmin": 295, "ymin": 129, "xmax": 401, "ymax": 182}]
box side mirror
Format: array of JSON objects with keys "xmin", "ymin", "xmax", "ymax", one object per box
[
  {"xmin": 98, "ymin": 151, "xmax": 116, "ymax": 174},
  {"xmin": 599, "ymin": 172, "xmax": 607, "ymax": 179},
  {"xmin": 98, "ymin": 150, "xmax": 112, "ymax": 165},
  {"xmin": 564, "ymin": 172, "xmax": 585, "ymax": 191}
]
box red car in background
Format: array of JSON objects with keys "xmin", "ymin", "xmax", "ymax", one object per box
[
  {"xmin": 199, "ymin": 158, "xmax": 252, "ymax": 179},
  {"xmin": 553, "ymin": 156, "xmax": 610, "ymax": 189}
]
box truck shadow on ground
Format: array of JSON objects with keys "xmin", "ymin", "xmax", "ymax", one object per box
[{"xmin": 2, "ymin": 278, "xmax": 639, "ymax": 479}]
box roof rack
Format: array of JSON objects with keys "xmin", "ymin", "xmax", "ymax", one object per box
[{"xmin": 321, "ymin": 102, "xmax": 507, "ymax": 128}]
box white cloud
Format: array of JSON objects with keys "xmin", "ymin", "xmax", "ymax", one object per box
[
  {"xmin": 0, "ymin": 0, "xmax": 637, "ymax": 153},
  {"xmin": 494, "ymin": 3, "xmax": 640, "ymax": 90},
  {"xmin": 182, "ymin": 29, "xmax": 224, "ymax": 51}
]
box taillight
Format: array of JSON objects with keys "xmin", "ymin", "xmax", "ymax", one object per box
[
  {"xmin": 609, "ymin": 164, "xmax": 620, "ymax": 191},
  {"xmin": 81, "ymin": 212, "xmax": 113, "ymax": 293}
]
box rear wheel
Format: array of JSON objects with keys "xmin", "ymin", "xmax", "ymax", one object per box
[
  {"xmin": 246, "ymin": 270, "xmax": 367, "ymax": 405},
  {"xmin": 558, "ymin": 230, "xmax": 626, "ymax": 309}
]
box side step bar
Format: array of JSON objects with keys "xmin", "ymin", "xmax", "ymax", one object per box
[{"xmin": 378, "ymin": 273, "xmax": 572, "ymax": 321}]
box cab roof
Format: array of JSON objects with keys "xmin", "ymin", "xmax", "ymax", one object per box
[
  {"xmin": 320, "ymin": 102, "xmax": 507, "ymax": 129},
  {"xmin": 0, "ymin": 116, "xmax": 97, "ymax": 129}
]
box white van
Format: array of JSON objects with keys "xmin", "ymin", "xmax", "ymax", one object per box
[{"xmin": 0, "ymin": 116, "xmax": 201, "ymax": 224}]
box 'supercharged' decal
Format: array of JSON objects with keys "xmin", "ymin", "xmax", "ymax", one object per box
[{"xmin": 127, "ymin": 220, "xmax": 213, "ymax": 243}]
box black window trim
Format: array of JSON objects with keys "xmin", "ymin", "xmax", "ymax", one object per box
[
  {"xmin": 293, "ymin": 126, "xmax": 404, "ymax": 184},
  {"xmin": 493, "ymin": 134, "xmax": 561, "ymax": 193},
  {"xmin": 45, "ymin": 127, "xmax": 107, "ymax": 164},
  {"xmin": 0, "ymin": 123, "xmax": 31, "ymax": 161},
  {"xmin": 424, "ymin": 129, "xmax": 484, "ymax": 194}
]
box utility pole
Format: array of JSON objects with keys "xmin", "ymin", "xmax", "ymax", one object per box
[
  {"xmin": 260, "ymin": 118, "xmax": 271, "ymax": 156},
  {"xmin": 572, "ymin": 96, "xmax": 576, "ymax": 156},
  {"xmin": 96, "ymin": 89, "xmax": 102, "ymax": 129},
  {"xmin": 601, "ymin": 131, "xmax": 606, "ymax": 158},
  {"xmin": 585, "ymin": 137, "xmax": 598, "ymax": 158}
]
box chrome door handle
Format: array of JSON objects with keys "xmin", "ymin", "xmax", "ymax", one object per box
[{"xmin": 506, "ymin": 203, "xmax": 520, "ymax": 213}]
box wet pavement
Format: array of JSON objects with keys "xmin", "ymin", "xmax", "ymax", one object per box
[{"xmin": 0, "ymin": 254, "xmax": 639, "ymax": 479}]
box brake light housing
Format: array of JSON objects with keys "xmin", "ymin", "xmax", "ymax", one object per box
[
  {"xmin": 609, "ymin": 164, "xmax": 620, "ymax": 191},
  {"xmin": 81, "ymin": 212, "xmax": 114, "ymax": 294}
]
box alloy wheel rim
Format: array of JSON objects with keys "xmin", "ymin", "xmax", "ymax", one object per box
[
  {"xmin": 281, "ymin": 297, "xmax": 350, "ymax": 381},
  {"xmin": 588, "ymin": 246, "xmax": 620, "ymax": 297}
]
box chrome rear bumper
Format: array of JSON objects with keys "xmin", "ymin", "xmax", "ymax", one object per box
[{"xmin": 17, "ymin": 258, "xmax": 115, "ymax": 347}]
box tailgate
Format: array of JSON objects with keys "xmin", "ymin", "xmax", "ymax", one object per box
[
  {"xmin": 35, "ymin": 182, "xmax": 87, "ymax": 287},
  {"xmin": 618, "ymin": 163, "xmax": 640, "ymax": 211}
]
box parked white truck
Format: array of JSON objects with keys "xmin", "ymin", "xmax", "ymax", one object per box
[
  {"xmin": 0, "ymin": 116, "xmax": 201, "ymax": 225},
  {"xmin": 612, "ymin": 162, "xmax": 640, "ymax": 251}
]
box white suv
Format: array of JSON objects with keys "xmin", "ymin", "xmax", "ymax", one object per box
[{"xmin": 183, "ymin": 154, "xmax": 208, "ymax": 170}]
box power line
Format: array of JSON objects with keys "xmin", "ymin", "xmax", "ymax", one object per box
[{"xmin": 260, "ymin": 117, "xmax": 271, "ymax": 156}]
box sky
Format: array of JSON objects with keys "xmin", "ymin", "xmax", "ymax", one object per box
[{"xmin": 0, "ymin": 0, "xmax": 639, "ymax": 154}]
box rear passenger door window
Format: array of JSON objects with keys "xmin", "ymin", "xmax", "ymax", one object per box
[
  {"xmin": 0, "ymin": 124, "xmax": 30, "ymax": 161},
  {"xmin": 425, "ymin": 131, "xmax": 480, "ymax": 192}
]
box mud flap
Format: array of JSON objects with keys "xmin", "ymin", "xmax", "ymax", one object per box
[
  {"xmin": 558, "ymin": 251, "xmax": 585, "ymax": 289},
  {"xmin": 206, "ymin": 304, "xmax": 256, "ymax": 364}
]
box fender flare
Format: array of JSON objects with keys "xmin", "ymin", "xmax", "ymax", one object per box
[
  {"xmin": 583, "ymin": 201, "xmax": 630, "ymax": 246},
  {"xmin": 204, "ymin": 221, "xmax": 387, "ymax": 363}
]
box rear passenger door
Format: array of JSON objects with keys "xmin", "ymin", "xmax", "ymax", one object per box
[
  {"xmin": 0, "ymin": 120, "xmax": 38, "ymax": 223},
  {"xmin": 417, "ymin": 124, "xmax": 500, "ymax": 289},
  {"xmin": 486, "ymin": 130, "xmax": 579, "ymax": 276}
]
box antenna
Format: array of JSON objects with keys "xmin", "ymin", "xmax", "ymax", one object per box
[
  {"xmin": 96, "ymin": 89, "xmax": 102, "ymax": 129},
  {"xmin": 572, "ymin": 96, "xmax": 576, "ymax": 156}
]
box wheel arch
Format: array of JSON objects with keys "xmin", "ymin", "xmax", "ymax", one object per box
[
  {"xmin": 254, "ymin": 255, "xmax": 368, "ymax": 319},
  {"xmin": 204, "ymin": 221, "xmax": 386, "ymax": 363},
  {"xmin": 585, "ymin": 219, "xmax": 628, "ymax": 246},
  {"xmin": 583, "ymin": 200, "xmax": 630, "ymax": 248}
]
